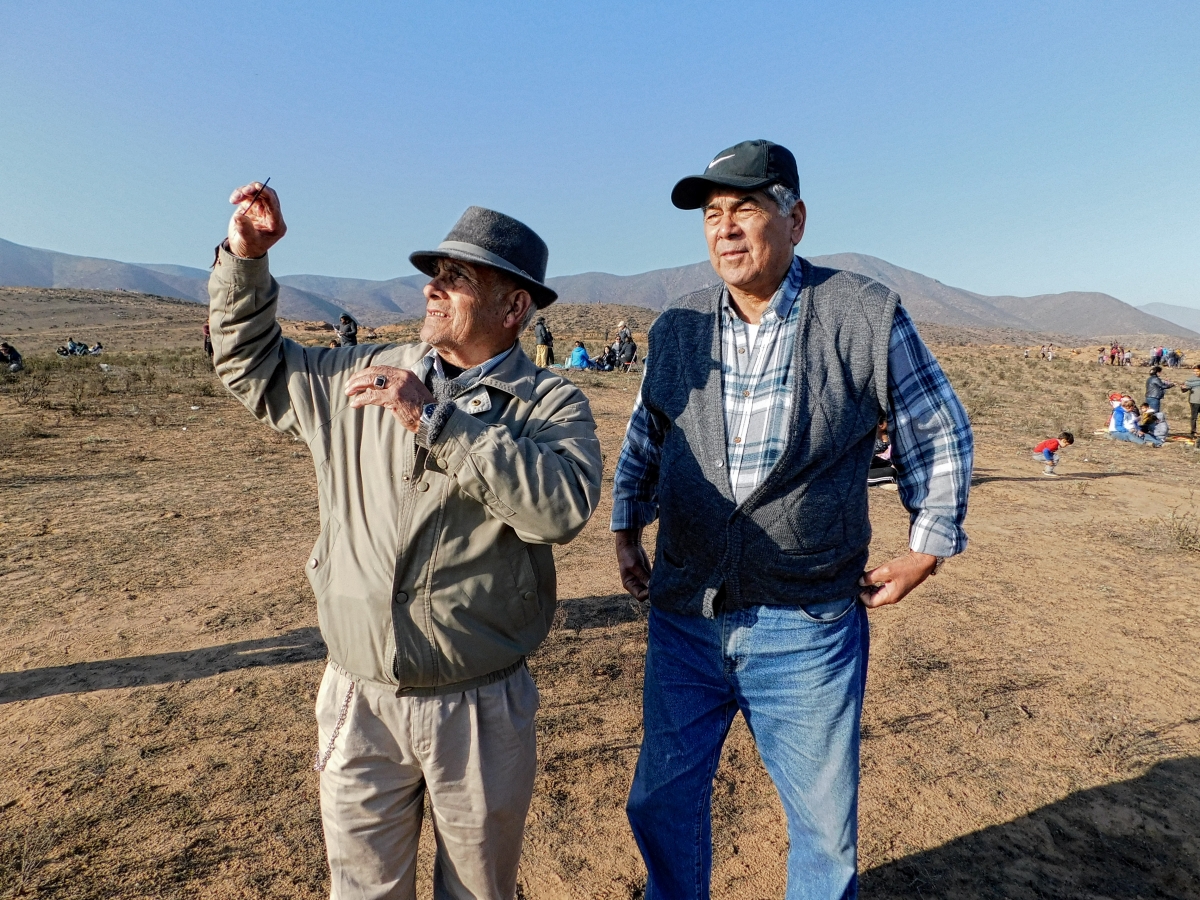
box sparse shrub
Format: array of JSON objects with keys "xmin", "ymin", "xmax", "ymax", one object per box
[
  {"xmin": 12, "ymin": 371, "xmax": 49, "ymax": 407},
  {"xmin": 1152, "ymin": 509, "xmax": 1200, "ymax": 553}
]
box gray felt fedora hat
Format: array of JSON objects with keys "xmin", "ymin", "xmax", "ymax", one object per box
[{"xmin": 410, "ymin": 207, "xmax": 558, "ymax": 308}]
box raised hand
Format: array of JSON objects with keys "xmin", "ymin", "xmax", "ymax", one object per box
[{"xmin": 227, "ymin": 182, "xmax": 286, "ymax": 259}]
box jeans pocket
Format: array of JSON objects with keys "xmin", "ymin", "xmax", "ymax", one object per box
[{"xmin": 795, "ymin": 596, "xmax": 857, "ymax": 624}]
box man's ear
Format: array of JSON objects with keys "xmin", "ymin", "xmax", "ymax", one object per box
[
  {"xmin": 790, "ymin": 200, "xmax": 807, "ymax": 245},
  {"xmin": 503, "ymin": 289, "xmax": 534, "ymax": 330}
]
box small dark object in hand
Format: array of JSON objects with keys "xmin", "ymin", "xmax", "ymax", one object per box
[
  {"xmin": 240, "ymin": 177, "xmax": 271, "ymax": 216},
  {"xmin": 373, "ymin": 375, "xmax": 388, "ymax": 389}
]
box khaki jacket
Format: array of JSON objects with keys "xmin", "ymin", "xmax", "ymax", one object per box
[{"xmin": 208, "ymin": 247, "xmax": 602, "ymax": 693}]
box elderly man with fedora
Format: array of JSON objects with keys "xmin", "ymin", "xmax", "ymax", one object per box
[
  {"xmin": 612, "ymin": 141, "xmax": 973, "ymax": 899},
  {"xmin": 207, "ymin": 183, "xmax": 602, "ymax": 900}
]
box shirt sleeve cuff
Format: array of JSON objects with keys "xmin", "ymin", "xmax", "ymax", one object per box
[
  {"xmin": 610, "ymin": 500, "xmax": 658, "ymax": 532},
  {"xmin": 908, "ymin": 512, "xmax": 968, "ymax": 558},
  {"xmin": 214, "ymin": 242, "xmax": 272, "ymax": 286},
  {"xmin": 415, "ymin": 401, "xmax": 456, "ymax": 449}
]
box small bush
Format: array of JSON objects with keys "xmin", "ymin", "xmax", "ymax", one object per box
[{"xmin": 1149, "ymin": 510, "xmax": 1200, "ymax": 553}]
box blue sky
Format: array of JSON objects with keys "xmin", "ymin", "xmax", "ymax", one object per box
[{"xmin": 1, "ymin": 1, "xmax": 1197, "ymax": 308}]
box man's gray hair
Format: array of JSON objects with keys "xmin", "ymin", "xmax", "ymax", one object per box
[{"xmin": 767, "ymin": 182, "xmax": 801, "ymax": 217}]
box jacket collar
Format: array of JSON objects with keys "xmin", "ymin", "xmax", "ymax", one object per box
[
  {"xmin": 478, "ymin": 342, "xmax": 538, "ymax": 402},
  {"xmin": 408, "ymin": 341, "xmax": 538, "ymax": 403}
]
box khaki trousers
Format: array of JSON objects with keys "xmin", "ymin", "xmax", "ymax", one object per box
[
  {"xmin": 534, "ymin": 344, "xmax": 549, "ymax": 368},
  {"xmin": 315, "ymin": 661, "xmax": 539, "ymax": 900}
]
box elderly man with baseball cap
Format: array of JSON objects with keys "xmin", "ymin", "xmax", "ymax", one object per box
[
  {"xmin": 207, "ymin": 183, "xmax": 601, "ymax": 899},
  {"xmin": 612, "ymin": 141, "xmax": 974, "ymax": 898}
]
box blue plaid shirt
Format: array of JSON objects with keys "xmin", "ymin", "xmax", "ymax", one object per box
[{"xmin": 611, "ymin": 258, "xmax": 973, "ymax": 558}]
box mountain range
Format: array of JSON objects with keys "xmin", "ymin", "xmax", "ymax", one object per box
[{"xmin": 1, "ymin": 237, "xmax": 1196, "ymax": 341}]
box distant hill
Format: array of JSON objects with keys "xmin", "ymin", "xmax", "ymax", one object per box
[
  {"xmin": 276, "ymin": 273, "xmax": 428, "ymax": 320},
  {"xmin": 810, "ymin": 253, "xmax": 1198, "ymax": 340},
  {"xmin": 0, "ymin": 239, "xmax": 353, "ymax": 324},
  {"xmin": 1138, "ymin": 302, "xmax": 1200, "ymax": 337},
  {"xmin": 1, "ymin": 237, "xmax": 1196, "ymax": 341}
]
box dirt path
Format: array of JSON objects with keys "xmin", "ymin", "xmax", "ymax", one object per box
[{"xmin": 1, "ymin": 347, "xmax": 1198, "ymax": 898}]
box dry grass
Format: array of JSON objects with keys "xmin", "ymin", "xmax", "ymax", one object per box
[{"xmin": 2, "ymin": 334, "xmax": 1200, "ymax": 899}]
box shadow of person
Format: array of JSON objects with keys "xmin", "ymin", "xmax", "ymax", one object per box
[
  {"xmin": 971, "ymin": 471, "xmax": 1140, "ymax": 485},
  {"xmin": 861, "ymin": 756, "xmax": 1200, "ymax": 899},
  {"xmin": 0, "ymin": 627, "xmax": 326, "ymax": 704}
]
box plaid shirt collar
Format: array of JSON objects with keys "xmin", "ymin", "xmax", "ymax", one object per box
[
  {"xmin": 717, "ymin": 256, "xmax": 805, "ymax": 505},
  {"xmin": 718, "ymin": 255, "xmax": 804, "ymax": 327}
]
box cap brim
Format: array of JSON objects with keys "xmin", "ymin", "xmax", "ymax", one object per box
[
  {"xmin": 409, "ymin": 247, "xmax": 558, "ymax": 308},
  {"xmin": 670, "ymin": 174, "xmax": 776, "ymax": 210}
]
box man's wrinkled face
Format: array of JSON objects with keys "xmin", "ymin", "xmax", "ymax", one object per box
[
  {"xmin": 420, "ymin": 259, "xmax": 508, "ymax": 354},
  {"xmin": 703, "ymin": 189, "xmax": 804, "ymax": 292}
]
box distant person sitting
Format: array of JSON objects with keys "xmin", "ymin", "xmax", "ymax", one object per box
[
  {"xmin": 1137, "ymin": 404, "xmax": 1165, "ymax": 447},
  {"xmin": 567, "ymin": 341, "xmax": 592, "ymax": 369},
  {"xmin": 1107, "ymin": 397, "xmax": 1147, "ymax": 444},
  {"xmin": 336, "ymin": 314, "xmax": 358, "ymax": 347},
  {"xmin": 88, "ymin": 342, "xmax": 103, "ymax": 355},
  {"xmin": 1182, "ymin": 365, "xmax": 1200, "ymax": 438},
  {"xmin": 595, "ymin": 345, "xmax": 617, "ymax": 371},
  {"xmin": 0, "ymin": 342, "xmax": 22, "ymax": 373},
  {"xmin": 1033, "ymin": 432, "xmax": 1073, "ymax": 477},
  {"xmin": 57, "ymin": 338, "xmax": 88, "ymax": 357},
  {"xmin": 618, "ymin": 338, "xmax": 637, "ymax": 372},
  {"xmin": 868, "ymin": 418, "xmax": 898, "ymax": 489}
]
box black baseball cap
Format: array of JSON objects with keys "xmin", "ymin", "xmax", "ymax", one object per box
[{"xmin": 671, "ymin": 140, "xmax": 800, "ymax": 210}]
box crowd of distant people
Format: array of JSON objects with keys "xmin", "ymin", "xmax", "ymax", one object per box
[
  {"xmin": 1100, "ymin": 362, "xmax": 1200, "ymax": 446},
  {"xmin": 1090, "ymin": 343, "xmax": 1186, "ymax": 368},
  {"xmin": 56, "ymin": 337, "xmax": 102, "ymax": 357},
  {"xmin": 533, "ymin": 317, "xmax": 639, "ymax": 373}
]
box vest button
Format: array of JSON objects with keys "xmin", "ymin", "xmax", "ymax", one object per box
[
  {"xmin": 395, "ymin": 591, "xmax": 408, "ymax": 603},
  {"xmin": 415, "ymin": 482, "xmax": 430, "ymax": 492},
  {"xmin": 523, "ymin": 591, "xmax": 537, "ymax": 603}
]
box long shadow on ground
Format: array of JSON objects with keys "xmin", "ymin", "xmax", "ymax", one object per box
[
  {"xmin": 862, "ymin": 756, "xmax": 1200, "ymax": 899},
  {"xmin": 0, "ymin": 627, "xmax": 326, "ymax": 703},
  {"xmin": 971, "ymin": 470, "xmax": 1140, "ymax": 485}
]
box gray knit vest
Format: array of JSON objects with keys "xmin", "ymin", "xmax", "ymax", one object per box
[{"xmin": 642, "ymin": 258, "xmax": 898, "ymax": 616}]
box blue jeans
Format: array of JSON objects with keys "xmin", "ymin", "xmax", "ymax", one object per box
[
  {"xmin": 1146, "ymin": 397, "xmax": 1161, "ymax": 411},
  {"xmin": 1109, "ymin": 430, "xmax": 1146, "ymax": 444},
  {"xmin": 627, "ymin": 601, "xmax": 869, "ymax": 900}
]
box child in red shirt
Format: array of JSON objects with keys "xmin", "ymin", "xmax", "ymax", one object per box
[{"xmin": 1034, "ymin": 432, "xmax": 1074, "ymax": 476}]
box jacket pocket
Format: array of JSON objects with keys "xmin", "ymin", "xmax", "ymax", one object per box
[
  {"xmin": 511, "ymin": 546, "xmax": 540, "ymax": 626},
  {"xmin": 305, "ymin": 518, "xmax": 343, "ymax": 597}
]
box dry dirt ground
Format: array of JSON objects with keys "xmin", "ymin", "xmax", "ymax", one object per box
[{"xmin": 2, "ymin": 333, "xmax": 1200, "ymax": 899}]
